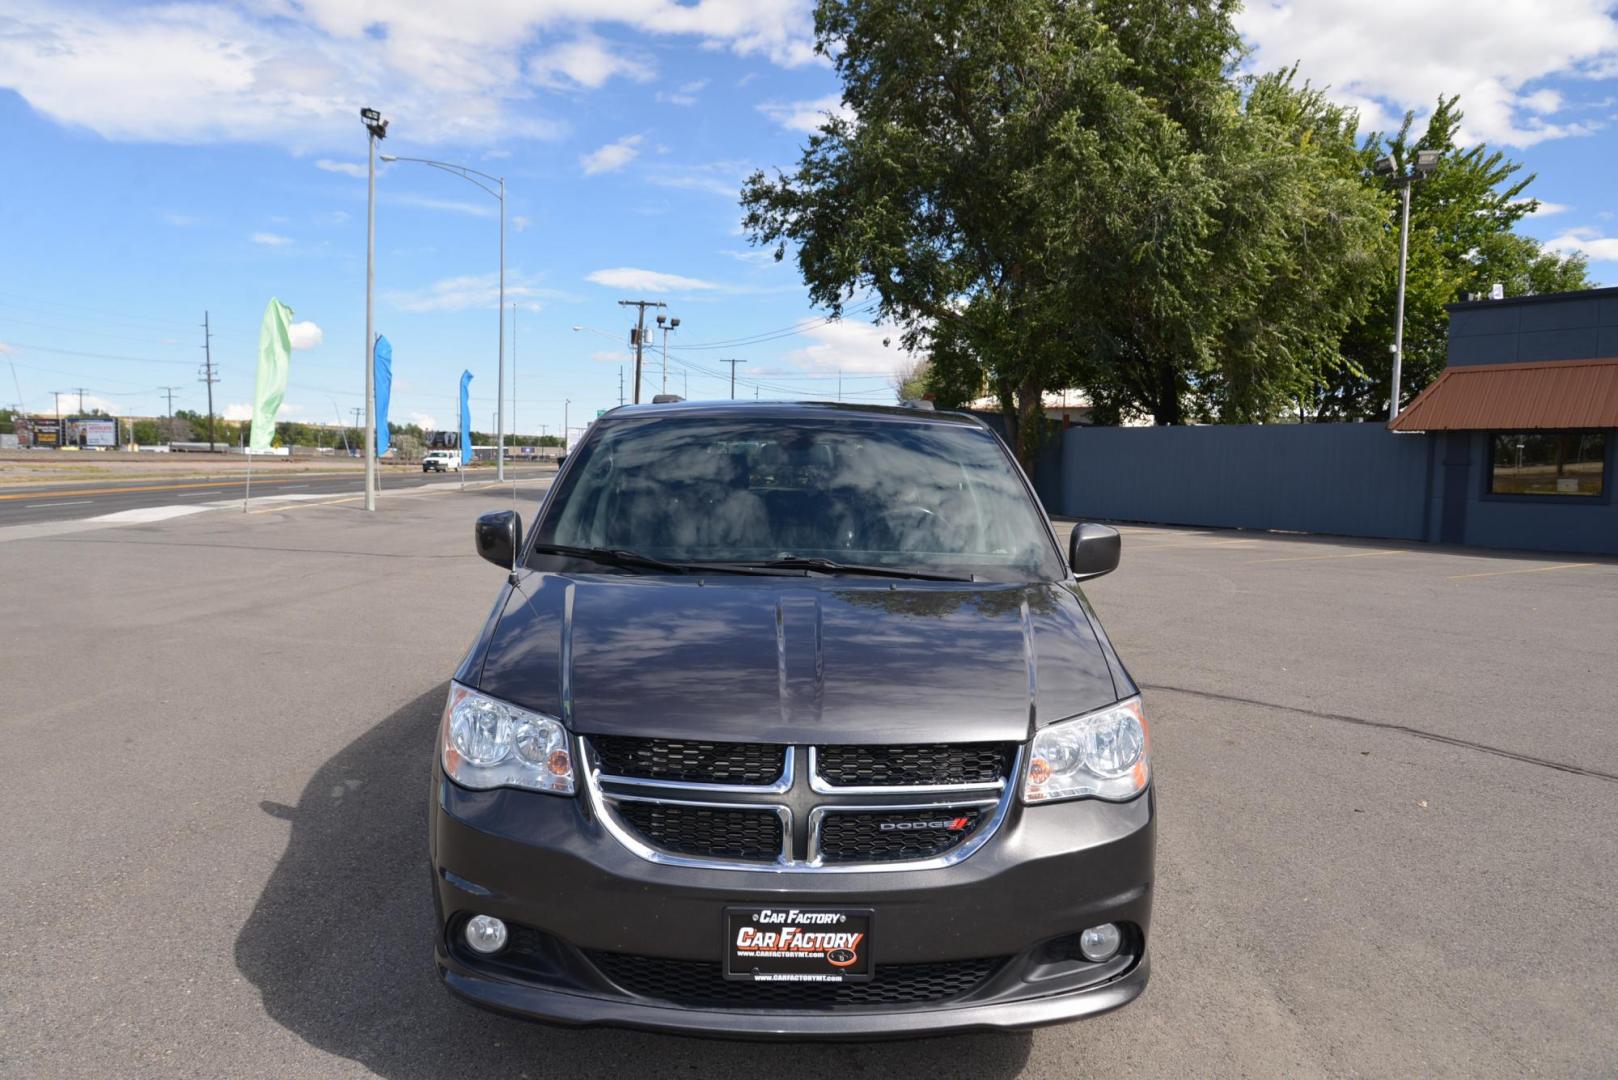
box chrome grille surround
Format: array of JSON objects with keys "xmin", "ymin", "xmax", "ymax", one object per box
[{"xmin": 583, "ymin": 737, "xmax": 1021, "ymax": 873}]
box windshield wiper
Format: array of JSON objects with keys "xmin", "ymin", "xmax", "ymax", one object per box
[
  {"xmin": 527, "ymin": 543, "xmax": 801, "ymax": 576},
  {"xmin": 734, "ymin": 556, "xmax": 977, "ymax": 582}
]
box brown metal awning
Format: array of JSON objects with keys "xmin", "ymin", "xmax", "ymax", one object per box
[{"xmin": 1389, "ymin": 358, "xmax": 1618, "ymax": 432}]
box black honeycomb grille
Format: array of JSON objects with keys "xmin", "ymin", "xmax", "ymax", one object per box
[
  {"xmin": 585, "ymin": 951, "xmax": 1004, "ymax": 1008},
  {"xmin": 815, "ymin": 743, "xmax": 1014, "ymax": 787},
  {"xmin": 817, "ymin": 807, "xmax": 985, "ymax": 863},
  {"xmin": 590, "ymin": 735, "xmax": 786, "ymax": 785},
  {"xmin": 614, "ymin": 801, "xmax": 782, "ymax": 862}
]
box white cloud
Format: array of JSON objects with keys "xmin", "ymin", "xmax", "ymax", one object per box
[
  {"xmin": 289, "ymin": 321, "xmax": 324, "ymax": 350},
  {"xmin": 386, "ymin": 192, "xmax": 497, "ymax": 218},
  {"xmin": 251, "ymin": 232, "xmax": 292, "ymax": 246},
  {"xmin": 386, "ymin": 271, "xmax": 570, "ymax": 313},
  {"xmin": 657, "ymin": 79, "xmax": 710, "ymax": 106},
  {"xmin": 513, "ymin": 215, "xmax": 532, "ymax": 232},
  {"xmin": 585, "ymin": 267, "xmax": 722, "ymax": 292},
  {"xmin": 315, "ymin": 159, "xmax": 367, "ymax": 178},
  {"xmin": 758, "ymin": 93, "xmax": 855, "ymax": 134},
  {"xmin": 0, "ymin": 1, "xmax": 815, "ymax": 149},
  {"xmin": 1546, "ymin": 227, "xmax": 1618, "ymax": 262},
  {"xmin": 781, "ymin": 320, "xmax": 909, "ymax": 375},
  {"xmin": 644, "ymin": 160, "xmax": 751, "ymax": 198},
  {"xmin": 530, "ymin": 32, "xmax": 653, "ymax": 89},
  {"xmin": 162, "ymin": 211, "xmax": 199, "ymax": 227},
  {"xmin": 1515, "ymin": 199, "xmax": 1571, "ymax": 216},
  {"xmin": 1236, "ymin": 1, "xmax": 1618, "ymax": 148},
  {"xmin": 581, "ymin": 134, "xmax": 645, "ymax": 175},
  {"xmin": 408, "ymin": 411, "xmax": 439, "ymax": 430},
  {"xmin": 223, "ymin": 403, "xmax": 252, "ymax": 421}
]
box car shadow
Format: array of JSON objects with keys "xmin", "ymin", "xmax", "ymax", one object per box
[{"xmin": 235, "ymin": 684, "xmax": 1034, "ymax": 1079}]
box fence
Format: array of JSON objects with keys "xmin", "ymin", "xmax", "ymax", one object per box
[{"xmin": 1056, "ymin": 423, "xmax": 1433, "ymax": 542}]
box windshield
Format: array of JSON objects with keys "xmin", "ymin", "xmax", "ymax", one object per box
[{"xmin": 532, "ymin": 415, "xmax": 1064, "ymax": 581}]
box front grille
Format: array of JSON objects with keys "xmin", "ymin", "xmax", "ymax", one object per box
[
  {"xmin": 814, "ymin": 743, "xmax": 1015, "ymax": 787},
  {"xmin": 586, "ymin": 950, "xmax": 1004, "ymax": 1008},
  {"xmin": 817, "ymin": 807, "xmax": 986, "ymax": 863},
  {"xmin": 590, "ymin": 735, "xmax": 786, "ymax": 785},
  {"xmin": 614, "ymin": 800, "xmax": 783, "ymax": 862}
]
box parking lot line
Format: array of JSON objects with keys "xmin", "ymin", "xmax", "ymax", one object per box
[
  {"xmin": 1129, "ymin": 539, "xmax": 1259, "ymax": 551},
  {"xmin": 23, "ymin": 500, "xmax": 89, "ymax": 508},
  {"xmin": 1247, "ymin": 548, "xmax": 1404, "ymax": 565},
  {"xmin": 1446, "ymin": 562, "xmax": 1595, "ymax": 581}
]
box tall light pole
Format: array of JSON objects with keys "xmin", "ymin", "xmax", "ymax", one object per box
[
  {"xmin": 563, "ymin": 398, "xmax": 571, "ymax": 453},
  {"xmin": 360, "ymin": 108, "xmax": 388, "ymax": 510},
  {"xmin": 655, "ymin": 313, "xmax": 680, "ymax": 396},
  {"xmin": 1374, "ymin": 148, "xmax": 1441, "ymax": 420},
  {"xmin": 381, "ymin": 153, "xmax": 506, "ymax": 480}
]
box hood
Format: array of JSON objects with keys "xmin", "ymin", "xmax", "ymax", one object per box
[{"xmin": 475, "ymin": 573, "xmax": 1120, "ymax": 744}]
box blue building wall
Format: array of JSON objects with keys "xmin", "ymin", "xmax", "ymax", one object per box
[
  {"xmin": 1054, "ymin": 423, "xmax": 1618, "ymax": 556},
  {"xmin": 1424, "ymin": 431, "xmax": 1618, "ymax": 556},
  {"xmin": 1448, "ymin": 286, "xmax": 1618, "ymax": 366},
  {"xmin": 1059, "ymin": 423, "xmax": 1432, "ymax": 541}
]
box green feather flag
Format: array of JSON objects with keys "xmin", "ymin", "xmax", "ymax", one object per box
[{"xmin": 251, "ymin": 298, "xmax": 294, "ymax": 451}]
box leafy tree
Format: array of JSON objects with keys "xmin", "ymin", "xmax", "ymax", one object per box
[
  {"xmin": 1318, "ymin": 97, "xmax": 1593, "ymax": 419},
  {"xmin": 893, "ymin": 359, "xmax": 931, "ymax": 402},
  {"xmin": 743, "ymin": 0, "xmax": 1387, "ymax": 460}
]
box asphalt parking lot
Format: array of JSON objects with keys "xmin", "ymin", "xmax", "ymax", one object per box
[{"xmin": 2, "ymin": 489, "xmax": 1615, "ymax": 1078}]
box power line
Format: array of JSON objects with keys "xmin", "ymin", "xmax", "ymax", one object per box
[{"xmin": 0, "ymin": 342, "xmax": 197, "ymax": 366}]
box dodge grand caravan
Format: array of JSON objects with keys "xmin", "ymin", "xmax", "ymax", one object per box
[{"xmin": 430, "ymin": 400, "xmax": 1153, "ymax": 1037}]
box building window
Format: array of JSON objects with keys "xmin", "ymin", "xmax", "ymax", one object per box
[{"xmin": 1489, "ymin": 432, "xmax": 1606, "ymax": 497}]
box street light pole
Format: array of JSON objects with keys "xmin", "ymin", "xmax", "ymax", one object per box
[
  {"xmin": 360, "ymin": 107, "xmax": 389, "ymax": 511},
  {"xmin": 1374, "ymin": 148, "xmax": 1441, "ymax": 421},
  {"xmin": 497, "ymin": 175, "xmax": 505, "ymax": 481},
  {"xmin": 380, "ymin": 152, "xmax": 505, "ymax": 478},
  {"xmin": 1391, "ymin": 180, "xmax": 1412, "ymax": 422}
]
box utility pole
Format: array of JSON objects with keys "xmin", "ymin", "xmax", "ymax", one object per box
[
  {"xmin": 361, "ymin": 106, "xmax": 389, "ymax": 511},
  {"xmin": 722, "ymin": 358, "xmax": 747, "ymax": 399},
  {"xmin": 52, "ymin": 390, "xmax": 63, "ymax": 449},
  {"xmin": 618, "ymin": 299, "xmax": 665, "ymax": 404},
  {"xmin": 159, "ymin": 385, "xmax": 180, "ymax": 447},
  {"xmin": 618, "ymin": 366, "xmax": 624, "ymax": 406},
  {"xmin": 563, "ymin": 399, "xmax": 570, "ymax": 453},
  {"xmin": 351, "ymin": 407, "xmax": 363, "ymax": 433},
  {"xmin": 199, "ymin": 311, "xmax": 217, "ymax": 452},
  {"xmin": 70, "ymin": 387, "xmax": 89, "ymax": 413}
]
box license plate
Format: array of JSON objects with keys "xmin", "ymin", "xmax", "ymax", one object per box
[{"xmin": 724, "ymin": 906, "xmax": 873, "ymax": 983}]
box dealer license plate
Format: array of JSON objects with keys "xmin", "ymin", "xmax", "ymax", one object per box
[{"xmin": 724, "ymin": 906, "xmax": 873, "ymax": 983}]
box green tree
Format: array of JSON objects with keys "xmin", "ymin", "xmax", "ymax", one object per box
[
  {"xmin": 743, "ymin": 0, "xmax": 1387, "ymax": 460},
  {"xmin": 1319, "ymin": 97, "xmax": 1593, "ymax": 419}
]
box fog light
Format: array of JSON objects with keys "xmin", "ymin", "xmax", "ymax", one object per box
[
  {"xmin": 1078, "ymin": 922, "xmax": 1122, "ymax": 962},
  {"xmin": 464, "ymin": 914, "xmax": 508, "ymax": 955}
]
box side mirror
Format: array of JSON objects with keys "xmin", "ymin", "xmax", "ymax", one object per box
[
  {"xmin": 475, "ymin": 510, "xmax": 522, "ymax": 570},
  {"xmin": 1068, "ymin": 523, "xmax": 1120, "ymax": 581}
]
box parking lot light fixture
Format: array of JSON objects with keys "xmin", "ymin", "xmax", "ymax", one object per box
[{"xmin": 1376, "ymin": 148, "xmax": 1443, "ymax": 421}]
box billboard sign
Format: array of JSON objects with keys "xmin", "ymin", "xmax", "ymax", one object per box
[
  {"xmin": 66, "ymin": 417, "xmax": 118, "ymax": 448},
  {"xmin": 18, "ymin": 417, "xmax": 61, "ymax": 448}
]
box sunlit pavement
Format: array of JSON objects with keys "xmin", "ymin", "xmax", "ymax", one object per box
[{"xmin": 1, "ymin": 500, "xmax": 1613, "ymax": 1077}]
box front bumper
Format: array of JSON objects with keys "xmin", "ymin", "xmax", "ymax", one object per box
[{"xmin": 429, "ymin": 771, "xmax": 1154, "ymax": 1038}]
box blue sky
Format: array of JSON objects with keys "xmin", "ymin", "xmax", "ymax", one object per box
[{"xmin": 2, "ymin": 0, "xmax": 1616, "ymax": 439}]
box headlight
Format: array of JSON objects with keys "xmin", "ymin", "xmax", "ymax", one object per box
[
  {"xmin": 440, "ymin": 683, "xmax": 574, "ymax": 795},
  {"xmin": 1023, "ymin": 696, "xmax": 1149, "ymax": 804}
]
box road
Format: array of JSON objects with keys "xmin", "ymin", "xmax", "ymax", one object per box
[
  {"xmin": 1, "ymin": 493, "xmax": 1615, "ymax": 1078},
  {"xmin": 0, "ymin": 464, "xmax": 554, "ymax": 526}
]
